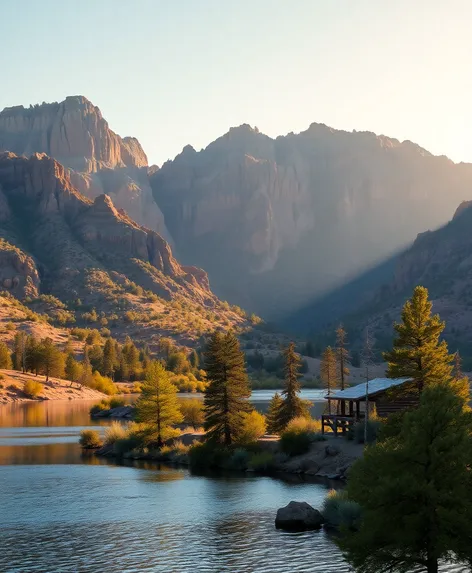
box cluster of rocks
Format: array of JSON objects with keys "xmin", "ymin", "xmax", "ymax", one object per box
[{"xmin": 92, "ymin": 405, "xmax": 134, "ymax": 420}]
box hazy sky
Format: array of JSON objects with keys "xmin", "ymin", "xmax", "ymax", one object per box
[{"xmin": 1, "ymin": 0, "xmax": 471, "ymax": 165}]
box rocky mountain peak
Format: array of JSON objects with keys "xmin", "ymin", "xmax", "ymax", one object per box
[{"xmin": 0, "ymin": 96, "xmax": 169, "ymax": 238}]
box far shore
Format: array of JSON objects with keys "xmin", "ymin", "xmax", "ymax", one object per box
[{"xmin": 0, "ymin": 369, "xmax": 107, "ymax": 405}]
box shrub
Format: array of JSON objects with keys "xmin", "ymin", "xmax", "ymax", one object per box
[
  {"xmin": 85, "ymin": 372, "xmax": 117, "ymax": 395},
  {"xmin": 227, "ymin": 448, "xmax": 250, "ymax": 470},
  {"xmin": 285, "ymin": 416, "xmax": 322, "ymax": 434},
  {"xmin": 352, "ymin": 419, "xmax": 383, "ymax": 444},
  {"xmin": 180, "ymin": 399, "xmax": 204, "ymax": 429},
  {"xmin": 79, "ymin": 429, "xmax": 102, "ymax": 449},
  {"xmin": 104, "ymin": 421, "xmax": 129, "ymax": 445},
  {"xmin": 322, "ymin": 489, "xmax": 362, "ymax": 531},
  {"xmin": 280, "ymin": 430, "xmax": 311, "ymax": 456},
  {"xmin": 188, "ymin": 442, "xmax": 231, "ymax": 470},
  {"xmin": 109, "ymin": 397, "xmax": 126, "ymax": 409},
  {"xmin": 248, "ymin": 451, "xmax": 276, "ymax": 473},
  {"xmin": 90, "ymin": 400, "xmax": 110, "ymax": 416},
  {"xmin": 237, "ymin": 411, "xmax": 267, "ymax": 444},
  {"xmin": 23, "ymin": 379, "xmax": 43, "ymax": 398}
]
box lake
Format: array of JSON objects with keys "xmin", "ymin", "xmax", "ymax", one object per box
[{"xmin": 0, "ymin": 395, "xmax": 467, "ymax": 573}]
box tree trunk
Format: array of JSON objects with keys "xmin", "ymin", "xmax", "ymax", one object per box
[{"xmin": 426, "ymin": 556, "xmax": 438, "ymax": 573}]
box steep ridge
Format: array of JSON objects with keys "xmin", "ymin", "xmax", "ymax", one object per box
[
  {"xmin": 0, "ymin": 96, "xmax": 169, "ymax": 238},
  {"xmin": 151, "ymin": 123, "xmax": 472, "ymax": 318},
  {"xmin": 0, "ymin": 152, "xmax": 247, "ymax": 348},
  {"xmin": 294, "ymin": 202, "xmax": 472, "ymax": 367}
]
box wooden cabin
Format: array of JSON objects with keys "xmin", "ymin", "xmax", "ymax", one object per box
[{"xmin": 321, "ymin": 377, "xmax": 418, "ymax": 435}]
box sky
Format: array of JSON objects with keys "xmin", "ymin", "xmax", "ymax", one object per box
[{"xmin": 1, "ymin": 0, "xmax": 471, "ymax": 166}]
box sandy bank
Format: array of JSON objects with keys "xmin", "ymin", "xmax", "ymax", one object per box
[{"xmin": 0, "ymin": 369, "xmax": 107, "ymax": 404}]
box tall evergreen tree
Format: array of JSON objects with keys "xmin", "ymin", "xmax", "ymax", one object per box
[
  {"xmin": 25, "ymin": 335, "xmax": 41, "ymax": 375},
  {"xmin": 65, "ymin": 353, "xmax": 81, "ymax": 383},
  {"xmin": 339, "ymin": 382, "xmax": 472, "ymax": 573},
  {"xmin": 335, "ymin": 325, "xmax": 350, "ymax": 391},
  {"xmin": 102, "ymin": 338, "xmax": 117, "ymax": 378},
  {"xmin": 0, "ymin": 341, "xmax": 12, "ymax": 369},
  {"xmin": 204, "ymin": 331, "xmax": 251, "ymax": 446},
  {"xmin": 80, "ymin": 349, "xmax": 93, "ymax": 386},
  {"xmin": 278, "ymin": 342, "xmax": 308, "ymax": 429},
  {"xmin": 39, "ymin": 337, "xmax": 65, "ymax": 381},
  {"xmin": 383, "ymin": 286, "xmax": 453, "ymax": 395},
  {"xmin": 266, "ymin": 392, "xmax": 284, "ymax": 434},
  {"xmin": 12, "ymin": 331, "xmax": 26, "ymax": 372},
  {"xmin": 135, "ymin": 361, "xmax": 183, "ymax": 447},
  {"xmin": 320, "ymin": 346, "xmax": 337, "ymax": 414}
]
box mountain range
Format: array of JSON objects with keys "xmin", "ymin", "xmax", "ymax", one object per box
[{"xmin": 2, "ymin": 95, "xmax": 472, "ymax": 359}]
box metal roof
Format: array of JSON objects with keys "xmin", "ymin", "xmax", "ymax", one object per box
[{"xmin": 326, "ymin": 378, "xmax": 411, "ymax": 400}]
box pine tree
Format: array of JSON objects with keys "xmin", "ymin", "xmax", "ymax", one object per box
[
  {"xmin": 65, "ymin": 353, "xmax": 81, "ymax": 383},
  {"xmin": 320, "ymin": 346, "xmax": 337, "ymax": 395},
  {"xmin": 339, "ymin": 382, "xmax": 472, "ymax": 573},
  {"xmin": 189, "ymin": 349, "xmax": 200, "ymax": 369},
  {"xmin": 453, "ymin": 350, "xmax": 462, "ymax": 380},
  {"xmin": 80, "ymin": 349, "xmax": 93, "ymax": 386},
  {"xmin": 335, "ymin": 325, "xmax": 350, "ymax": 391},
  {"xmin": 0, "ymin": 341, "xmax": 12, "ymax": 369},
  {"xmin": 12, "ymin": 331, "xmax": 26, "ymax": 372},
  {"xmin": 278, "ymin": 342, "xmax": 308, "ymax": 429},
  {"xmin": 204, "ymin": 331, "xmax": 252, "ymax": 446},
  {"xmin": 102, "ymin": 338, "xmax": 117, "ymax": 378},
  {"xmin": 38, "ymin": 338, "xmax": 65, "ymax": 381},
  {"xmin": 383, "ymin": 286, "xmax": 453, "ymax": 395},
  {"xmin": 25, "ymin": 335, "xmax": 41, "ymax": 375},
  {"xmin": 266, "ymin": 392, "xmax": 284, "ymax": 434},
  {"xmin": 135, "ymin": 361, "xmax": 183, "ymax": 447}
]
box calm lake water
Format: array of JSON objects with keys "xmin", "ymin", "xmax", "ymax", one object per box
[{"xmin": 0, "ymin": 393, "xmax": 467, "ymax": 573}]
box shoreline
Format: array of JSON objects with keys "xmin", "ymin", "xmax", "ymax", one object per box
[{"xmin": 0, "ymin": 369, "xmax": 107, "ymax": 405}]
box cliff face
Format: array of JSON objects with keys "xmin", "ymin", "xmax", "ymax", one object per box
[
  {"xmin": 0, "ymin": 151, "xmax": 214, "ymax": 306},
  {"xmin": 0, "ymin": 96, "xmax": 168, "ymax": 238},
  {"xmin": 152, "ymin": 123, "xmax": 472, "ymax": 317}
]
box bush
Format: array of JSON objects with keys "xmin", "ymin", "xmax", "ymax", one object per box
[
  {"xmin": 280, "ymin": 430, "xmax": 311, "ymax": 456},
  {"xmin": 85, "ymin": 372, "xmax": 117, "ymax": 395},
  {"xmin": 227, "ymin": 448, "xmax": 250, "ymax": 470},
  {"xmin": 104, "ymin": 421, "xmax": 129, "ymax": 445},
  {"xmin": 188, "ymin": 442, "xmax": 231, "ymax": 470},
  {"xmin": 322, "ymin": 489, "xmax": 362, "ymax": 531},
  {"xmin": 248, "ymin": 451, "xmax": 276, "ymax": 473},
  {"xmin": 237, "ymin": 411, "xmax": 267, "ymax": 444},
  {"xmin": 90, "ymin": 400, "xmax": 110, "ymax": 416},
  {"xmin": 23, "ymin": 379, "xmax": 43, "ymax": 398},
  {"xmin": 109, "ymin": 397, "xmax": 126, "ymax": 409},
  {"xmin": 180, "ymin": 399, "xmax": 204, "ymax": 429},
  {"xmin": 285, "ymin": 416, "xmax": 322, "ymax": 434},
  {"xmin": 353, "ymin": 419, "xmax": 383, "ymax": 444},
  {"xmin": 79, "ymin": 429, "xmax": 102, "ymax": 449}
]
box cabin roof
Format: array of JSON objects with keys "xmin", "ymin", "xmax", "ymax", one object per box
[{"xmin": 327, "ymin": 378, "xmax": 411, "ymax": 400}]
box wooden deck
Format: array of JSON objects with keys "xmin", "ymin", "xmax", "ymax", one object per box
[{"xmin": 321, "ymin": 413, "xmax": 365, "ymax": 436}]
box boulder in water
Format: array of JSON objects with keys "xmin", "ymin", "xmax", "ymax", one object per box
[{"xmin": 275, "ymin": 501, "xmax": 324, "ymax": 531}]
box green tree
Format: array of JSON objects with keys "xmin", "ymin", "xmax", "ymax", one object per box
[
  {"xmin": 189, "ymin": 349, "xmax": 200, "ymax": 369},
  {"xmin": 203, "ymin": 331, "xmax": 251, "ymax": 446},
  {"xmin": 102, "ymin": 338, "xmax": 117, "ymax": 378},
  {"xmin": 0, "ymin": 341, "xmax": 12, "ymax": 369},
  {"xmin": 340, "ymin": 382, "xmax": 472, "ymax": 573},
  {"xmin": 80, "ymin": 350, "xmax": 93, "ymax": 386},
  {"xmin": 180, "ymin": 398, "xmax": 204, "ymax": 430},
  {"xmin": 25, "ymin": 335, "xmax": 41, "ymax": 375},
  {"xmin": 38, "ymin": 338, "xmax": 65, "ymax": 381},
  {"xmin": 266, "ymin": 392, "xmax": 284, "ymax": 434},
  {"xmin": 335, "ymin": 325, "xmax": 350, "ymax": 391},
  {"xmin": 278, "ymin": 342, "xmax": 308, "ymax": 429},
  {"xmin": 384, "ymin": 286, "xmax": 453, "ymax": 395},
  {"xmin": 320, "ymin": 346, "xmax": 337, "ymax": 395},
  {"xmin": 65, "ymin": 353, "xmax": 81, "ymax": 383},
  {"xmin": 135, "ymin": 361, "xmax": 183, "ymax": 447},
  {"xmin": 12, "ymin": 331, "xmax": 26, "ymax": 372},
  {"xmin": 122, "ymin": 337, "xmax": 140, "ymax": 379}
]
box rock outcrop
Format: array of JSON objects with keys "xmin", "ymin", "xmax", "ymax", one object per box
[
  {"xmin": 0, "ymin": 151, "xmax": 217, "ymax": 307},
  {"xmin": 152, "ymin": 123, "xmax": 472, "ymax": 318},
  {"xmin": 0, "ymin": 96, "xmax": 169, "ymax": 238},
  {"xmin": 275, "ymin": 501, "xmax": 324, "ymax": 531}
]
